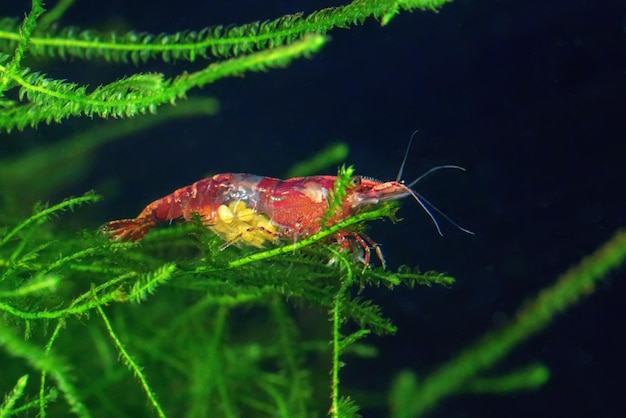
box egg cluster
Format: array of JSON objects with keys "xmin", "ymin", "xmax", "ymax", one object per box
[{"xmin": 210, "ymin": 200, "xmax": 278, "ymax": 248}]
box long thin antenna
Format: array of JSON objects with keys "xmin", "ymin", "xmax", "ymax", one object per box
[
  {"xmin": 396, "ymin": 130, "xmax": 419, "ymax": 182},
  {"xmin": 407, "ymin": 165, "xmax": 466, "ymax": 188},
  {"xmin": 413, "ymin": 190, "xmax": 475, "ymax": 235},
  {"xmin": 395, "ymin": 130, "xmax": 474, "ymax": 236},
  {"xmin": 399, "ymin": 183, "xmax": 474, "ymax": 236}
]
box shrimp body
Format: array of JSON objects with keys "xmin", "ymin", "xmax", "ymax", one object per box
[{"xmin": 103, "ymin": 173, "xmax": 411, "ymax": 249}]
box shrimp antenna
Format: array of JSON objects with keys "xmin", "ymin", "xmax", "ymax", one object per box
[
  {"xmin": 404, "ymin": 164, "xmax": 474, "ymax": 236},
  {"xmin": 417, "ymin": 190, "xmax": 474, "ymax": 236},
  {"xmin": 399, "ymin": 183, "xmax": 475, "ymax": 236},
  {"xmin": 396, "ymin": 130, "xmax": 419, "ymax": 182},
  {"xmin": 395, "ymin": 130, "xmax": 474, "ymax": 236},
  {"xmin": 407, "ymin": 165, "xmax": 466, "ymax": 189}
]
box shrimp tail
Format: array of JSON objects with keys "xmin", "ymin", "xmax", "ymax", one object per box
[{"xmin": 102, "ymin": 218, "xmax": 155, "ymax": 242}]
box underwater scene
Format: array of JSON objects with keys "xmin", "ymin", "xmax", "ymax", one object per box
[{"xmin": 1, "ymin": 0, "xmax": 624, "ymax": 417}]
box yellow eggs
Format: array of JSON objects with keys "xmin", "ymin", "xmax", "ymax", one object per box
[{"xmin": 210, "ymin": 201, "xmax": 278, "ymax": 248}]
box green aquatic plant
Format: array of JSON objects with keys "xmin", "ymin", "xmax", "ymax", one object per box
[
  {"xmin": 1, "ymin": 1, "xmax": 624, "ymax": 417},
  {"xmin": 0, "ymin": 0, "xmax": 452, "ymax": 132},
  {"xmin": 0, "ymin": 185, "xmax": 451, "ymax": 417}
]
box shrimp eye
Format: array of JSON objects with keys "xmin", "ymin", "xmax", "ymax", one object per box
[{"xmin": 350, "ymin": 176, "xmax": 362, "ymax": 187}]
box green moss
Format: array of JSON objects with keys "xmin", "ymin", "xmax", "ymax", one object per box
[{"xmin": 0, "ymin": 185, "xmax": 449, "ymax": 417}]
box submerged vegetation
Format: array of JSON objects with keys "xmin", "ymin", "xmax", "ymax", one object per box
[
  {"xmin": 1, "ymin": 0, "xmax": 624, "ymax": 417},
  {"xmin": 0, "ymin": 185, "xmax": 452, "ymax": 417}
]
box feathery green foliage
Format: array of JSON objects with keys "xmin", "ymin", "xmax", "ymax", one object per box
[
  {"xmin": 0, "ymin": 0, "xmax": 451, "ymax": 132},
  {"xmin": 0, "ymin": 34, "xmax": 324, "ymax": 131},
  {"xmin": 0, "ymin": 182, "xmax": 444, "ymax": 417},
  {"xmin": 0, "ymin": 374, "xmax": 29, "ymax": 416},
  {"xmin": 0, "ymin": 1, "xmax": 452, "ymax": 64}
]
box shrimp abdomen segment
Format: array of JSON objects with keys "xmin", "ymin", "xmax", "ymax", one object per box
[
  {"xmin": 102, "ymin": 218, "xmax": 155, "ymax": 242},
  {"xmin": 103, "ymin": 174, "xmax": 266, "ymax": 242},
  {"xmin": 102, "ymin": 190, "xmax": 189, "ymax": 242}
]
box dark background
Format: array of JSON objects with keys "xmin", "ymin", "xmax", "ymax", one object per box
[{"xmin": 3, "ymin": 0, "xmax": 625, "ymax": 416}]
